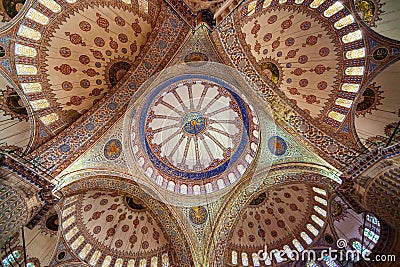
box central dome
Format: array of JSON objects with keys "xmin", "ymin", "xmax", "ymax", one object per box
[
  {"xmin": 143, "ymin": 79, "xmax": 246, "ymax": 175},
  {"xmin": 124, "ymin": 64, "xmax": 264, "ymax": 204}
]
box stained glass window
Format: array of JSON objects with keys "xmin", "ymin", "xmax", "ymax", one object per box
[
  {"xmin": 162, "ymin": 254, "xmax": 169, "ymax": 267},
  {"xmin": 17, "ymin": 25, "xmax": 41, "ymax": 41},
  {"xmin": 16, "ymin": 64, "xmax": 37, "ymax": 75},
  {"xmin": 102, "ymin": 256, "xmax": 112, "ymax": 267},
  {"xmin": 38, "ymin": 0, "xmax": 62, "ymax": 13},
  {"xmin": 89, "ymin": 251, "xmax": 102, "ymax": 266},
  {"xmin": 342, "ymin": 30, "xmax": 362, "ymax": 43},
  {"xmin": 328, "ymin": 111, "xmax": 346, "ymax": 122},
  {"xmin": 62, "ymin": 205, "xmax": 75, "ymax": 217},
  {"xmin": 324, "ymin": 255, "xmax": 339, "ymax": 267},
  {"xmin": 341, "ymin": 83, "xmax": 360, "ymax": 92},
  {"xmin": 115, "ymin": 258, "xmax": 123, "ymax": 267},
  {"xmin": 292, "ymin": 239, "xmax": 304, "ymax": 252},
  {"xmin": 307, "ymin": 260, "xmax": 319, "ymax": 267},
  {"xmin": 283, "ymin": 245, "xmax": 294, "ymax": 259},
  {"xmin": 346, "ymin": 48, "xmax": 366, "ymax": 59},
  {"xmin": 40, "ymin": 112, "xmax": 59, "ymax": 125},
  {"xmin": 311, "ymin": 215, "xmax": 324, "ymax": 227},
  {"xmin": 367, "ymin": 214, "xmax": 380, "ymax": 226},
  {"xmin": 312, "ymin": 187, "xmax": 326, "ymax": 196},
  {"xmin": 334, "ymin": 14, "xmax": 355, "ymax": 29},
  {"xmin": 1, "ymin": 251, "xmax": 21, "ymax": 267},
  {"xmin": 263, "ymin": 0, "xmax": 272, "ymax": 8},
  {"xmin": 138, "ymin": 0, "xmax": 149, "ymax": 14},
  {"xmin": 231, "ymin": 251, "xmax": 238, "ymax": 264},
  {"xmin": 62, "ymin": 215, "xmax": 75, "ymax": 229},
  {"xmin": 66, "ymin": 0, "xmax": 77, "ymax": 3},
  {"xmin": 151, "ymin": 256, "xmax": 158, "ymax": 267},
  {"xmin": 139, "ymin": 259, "xmax": 147, "ymax": 267},
  {"xmin": 310, "ymin": 0, "xmax": 325, "ymax": 9},
  {"xmin": 252, "ymin": 253, "xmax": 260, "ymax": 266},
  {"xmin": 26, "ymin": 263, "xmax": 35, "ymax": 267},
  {"xmin": 65, "ymin": 226, "xmax": 79, "ymax": 241},
  {"xmin": 295, "ymin": 0, "xmax": 305, "ymax": 4},
  {"xmin": 79, "ymin": 244, "xmax": 92, "ymax": 259},
  {"xmin": 314, "ymin": 196, "xmax": 328, "ymax": 206},
  {"xmin": 279, "ymin": 0, "xmax": 288, "ymax": 3},
  {"xmin": 26, "ymin": 8, "xmax": 49, "ymax": 25},
  {"xmin": 247, "ymin": 1, "xmax": 257, "ymax": 16},
  {"xmin": 301, "ymin": 232, "xmax": 313, "ymax": 244},
  {"xmin": 307, "ymin": 223, "xmax": 319, "ymax": 236},
  {"xmin": 324, "ymin": 2, "xmax": 344, "ymax": 17},
  {"xmin": 71, "ymin": 235, "xmax": 85, "ymax": 250},
  {"xmin": 352, "ymin": 240, "xmax": 371, "ymax": 257},
  {"xmin": 127, "ymin": 260, "xmax": 136, "ymax": 267},
  {"xmin": 15, "ymin": 43, "xmax": 37, "ymax": 57},
  {"xmin": 345, "ymin": 67, "xmax": 365, "ymax": 76},
  {"xmin": 242, "ymin": 252, "xmax": 249, "ymax": 266},
  {"xmin": 314, "ymin": 206, "xmax": 327, "ymax": 217},
  {"xmin": 335, "ymin": 98, "xmax": 353, "ymax": 108},
  {"xmin": 274, "ymin": 250, "xmax": 285, "ymax": 263},
  {"xmin": 364, "ymin": 228, "xmax": 379, "ymax": 243},
  {"xmin": 122, "ymin": 0, "xmax": 132, "ymax": 3},
  {"xmin": 30, "ymin": 99, "xmax": 50, "ymax": 110}
]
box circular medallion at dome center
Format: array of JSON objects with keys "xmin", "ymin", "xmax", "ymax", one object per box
[{"xmin": 182, "ymin": 111, "xmax": 207, "ymax": 135}]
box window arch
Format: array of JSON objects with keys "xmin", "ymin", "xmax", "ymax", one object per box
[
  {"xmin": 2, "ymin": 250, "xmax": 21, "ymax": 267},
  {"xmin": 323, "ymin": 255, "xmax": 339, "ymax": 267},
  {"xmin": 301, "ymin": 232, "xmax": 313, "ymax": 245},
  {"xmin": 352, "ymin": 240, "xmax": 371, "ymax": 258}
]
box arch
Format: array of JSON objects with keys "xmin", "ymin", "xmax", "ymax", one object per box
[{"xmin": 58, "ymin": 175, "xmax": 194, "ymax": 267}]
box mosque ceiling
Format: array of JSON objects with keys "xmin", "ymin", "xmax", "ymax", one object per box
[
  {"xmin": 0, "ymin": 0, "xmax": 397, "ymax": 174},
  {"xmin": 226, "ymin": 183, "xmax": 328, "ymax": 265},
  {"xmin": 355, "ymin": 61, "xmax": 400, "ymax": 147},
  {"xmin": 59, "ymin": 190, "xmax": 173, "ymax": 266}
]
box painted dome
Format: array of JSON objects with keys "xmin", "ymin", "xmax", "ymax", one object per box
[{"xmin": 128, "ymin": 73, "xmax": 260, "ymax": 198}]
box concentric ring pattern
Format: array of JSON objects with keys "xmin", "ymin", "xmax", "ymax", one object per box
[{"xmin": 130, "ymin": 75, "xmax": 260, "ymax": 195}]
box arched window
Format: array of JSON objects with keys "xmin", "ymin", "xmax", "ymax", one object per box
[
  {"xmin": 247, "ymin": 1, "xmax": 257, "ymax": 16},
  {"xmin": 307, "ymin": 260, "xmax": 319, "ymax": 267},
  {"xmin": 314, "ymin": 196, "xmax": 327, "ymax": 206},
  {"xmin": 312, "ymin": 187, "xmax": 326, "ymax": 196},
  {"xmin": 323, "ymin": 255, "xmax": 339, "ymax": 267},
  {"xmin": 334, "ymin": 14, "xmax": 355, "ymax": 29},
  {"xmin": 363, "ymin": 228, "xmax": 379, "ymax": 243},
  {"xmin": 366, "ymin": 214, "xmax": 380, "ymax": 226},
  {"xmin": 342, "ymin": 30, "xmax": 362, "ymax": 43},
  {"xmin": 151, "ymin": 256, "xmax": 158, "ymax": 267},
  {"xmin": 292, "ymin": 239, "xmax": 304, "ymax": 252},
  {"xmin": 139, "ymin": 258, "xmax": 147, "ymax": 267},
  {"xmin": 231, "ymin": 250, "xmax": 238, "ymax": 265},
  {"xmin": 352, "ymin": 240, "xmax": 371, "ymax": 258},
  {"xmin": 311, "ymin": 215, "xmax": 324, "ymax": 227},
  {"xmin": 310, "ymin": 0, "xmax": 325, "ymax": 9},
  {"xmin": 307, "ymin": 223, "xmax": 319, "ymax": 236},
  {"xmin": 301, "ymin": 232, "xmax": 313, "ymax": 245},
  {"xmin": 314, "ymin": 206, "xmax": 327, "ymax": 217},
  {"xmin": 2, "ymin": 250, "xmax": 21, "ymax": 267},
  {"xmin": 252, "ymin": 252, "xmax": 260, "ymax": 266},
  {"xmin": 324, "ymin": 2, "xmax": 344, "ymax": 17},
  {"xmin": 162, "ymin": 253, "xmax": 169, "ymax": 267},
  {"xmin": 241, "ymin": 252, "xmax": 249, "ymax": 266}
]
